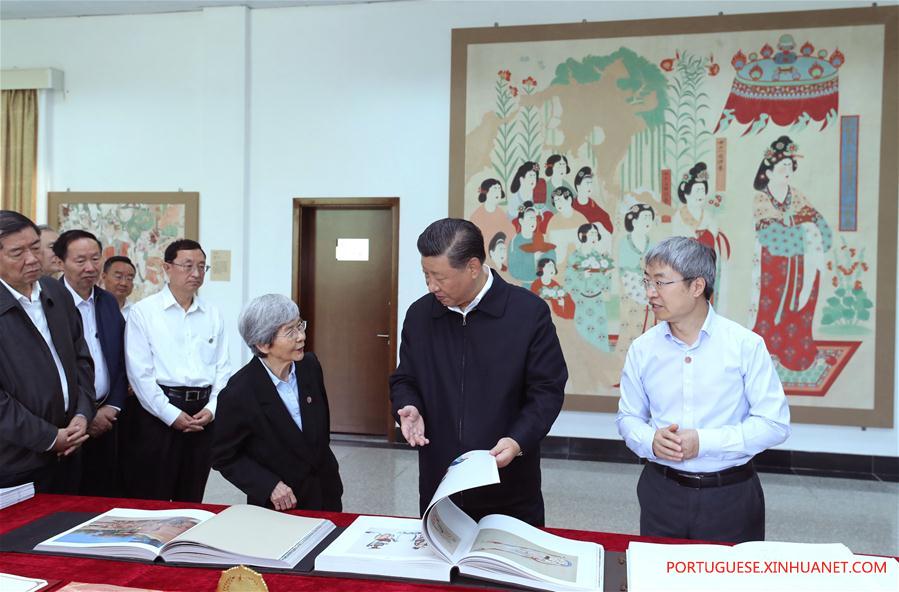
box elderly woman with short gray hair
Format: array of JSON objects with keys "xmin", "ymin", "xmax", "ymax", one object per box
[{"xmin": 212, "ymin": 294, "xmax": 343, "ymax": 512}]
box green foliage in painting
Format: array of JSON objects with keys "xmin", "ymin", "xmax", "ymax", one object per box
[
  {"xmin": 549, "ymin": 48, "xmax": 669, "ymax": 128},
  {"xmin": 663, "ymin": 51, "xmax": 713, "ymax": 178}
]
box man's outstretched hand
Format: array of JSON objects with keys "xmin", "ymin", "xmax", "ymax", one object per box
[{"xmin": 398, "ymin": 405, "xmax": 429, "ymax": 447}]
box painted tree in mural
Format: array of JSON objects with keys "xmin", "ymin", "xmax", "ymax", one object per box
[
  {"xmin": 518, "ymin": 49, "xmax": 669, "ymax": 199},
  {"xmin": 517, "ymin": 76, "xmax": 542, "ymax": 164},
  {"xmin": 661, "ymin": 51, "xmax": 715, "ymax": 179},
  {"xmin": 491, "ymin": 70, "xmax": 520, "ymax": 188}
]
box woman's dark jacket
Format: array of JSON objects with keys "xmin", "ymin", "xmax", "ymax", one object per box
[{"xmin": 212, "ymin": 353, "xmax": 342, "ymax": 511}]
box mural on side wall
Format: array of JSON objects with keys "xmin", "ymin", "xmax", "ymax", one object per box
[{"xmin": 452, "ymin": 13, "xmax": 896, "ymax": 426}]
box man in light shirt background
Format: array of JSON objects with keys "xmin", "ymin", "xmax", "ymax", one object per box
[
  {"xmin": 55, "ymin": 229, "xmax": 127, "ymax": 497},
  {"xmin": 100, "ymin": 255, "xmax": 136, "ymax": 320},
  {"xmin": 125, "ymin": 238, "xmax": 231, "ymax": 502},
  {"xmin": 0, "ymin": 211, "xmax": 95, "ymax": 493},
  {"xmin": 617, "ymin": 236, "xmax": 790, "ymax": 543}
]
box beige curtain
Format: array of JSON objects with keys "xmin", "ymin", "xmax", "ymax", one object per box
[{"xmin": 0, "ymin": 89, "xmax": 38, "ymax": 218}]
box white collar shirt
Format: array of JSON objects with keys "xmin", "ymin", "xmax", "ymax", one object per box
[
  {"xmin": 447, "ymin": 266, "xmax": 494, "ymax": 319},
  {"xmin": 261, "ymin": 360, "xmax": 303, "ymax": 431},
  {"xmin": 64, "ymin": 278, "xmax": 111, "ymax": 403},
  {"xmin": 1, "ymin": 278, "xmax": 71, "ymax": 410},
  {"xmin": 617, "ymin": 305, "xmax": 791, "ymax": 473},
  {"xmin": 121, "ymin": 302, "xmax": 132, "ymax": 322},
  {"xmin": 125, "ymin": 284, "xmax": 231, "ymax": 426}
]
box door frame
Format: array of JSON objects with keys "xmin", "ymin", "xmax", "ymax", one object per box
[{"xmin": 291, "ymin": 197, "xmax": 400, "ymax": 441}]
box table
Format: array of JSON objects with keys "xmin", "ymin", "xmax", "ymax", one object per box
[{"xmin": 0, "ymin": 494, "xmax": 698, "ymax": 591}]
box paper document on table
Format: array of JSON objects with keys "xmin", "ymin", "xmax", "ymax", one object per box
[{"xmin": 0, "ymin": 573, "xmax": 48, "ymax": 592}]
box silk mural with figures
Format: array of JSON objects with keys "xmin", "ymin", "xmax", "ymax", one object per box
[{"xmin": 451, "ymin": 11, "xmax": 897, "ymax": 425}]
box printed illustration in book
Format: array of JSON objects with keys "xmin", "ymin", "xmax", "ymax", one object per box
[
  {"xmin": 315, "ymin": 450, "xmax": 604, "ymax": 591},
  {"xmin": 451, "ymin": 10, "xmax": 897, "ymax": 426}
]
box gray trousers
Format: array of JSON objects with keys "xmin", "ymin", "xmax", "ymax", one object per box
[{"xmin": 637, "ymin": 463, "xmax": 765, "ymax": 543}]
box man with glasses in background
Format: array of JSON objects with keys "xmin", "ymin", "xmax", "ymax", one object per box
[
  {"xmin": 617, "ymin": 236, "xmax": 790, "ymax": 543},
  {"xmin": 124, "ymin": 239, "xmax": 231, "ymax": 501}
]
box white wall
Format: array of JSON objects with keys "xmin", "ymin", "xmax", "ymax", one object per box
[{"xmin": 2, "ymin": 0, "xmax": 895, "ymax": 456}]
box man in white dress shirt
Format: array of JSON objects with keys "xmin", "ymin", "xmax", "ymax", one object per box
[
  {"xmin": 56, "ymin": 229, "xmax": 128, "ymax": 496},
  {"xmin": 125, "ymin": 239, "xmax": 231, "ymax": 502},
  {"xmin": 617, "ymin": 236, "xmax": 790, "ymax": 543}
]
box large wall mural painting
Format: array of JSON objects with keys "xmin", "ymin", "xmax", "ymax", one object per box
[
  {"xmin": 449, "ymin": 7, "xmax": 897, "ymax": 426},
  {"xmin": 49, "ymin": 192, "xmax": 200, "ymax": 303}
]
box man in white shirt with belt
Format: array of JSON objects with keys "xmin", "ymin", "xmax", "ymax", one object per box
[
  {"xmin": 56, "ymin": 229, "xmax": 128, "ymax": 497},
  {"xmin": 617, "ymin": 236, "xmax": 790, "ymax": 543},
  {"xmin": 125, "ymin": 239, "xmax": 231, "ymax": 502}
]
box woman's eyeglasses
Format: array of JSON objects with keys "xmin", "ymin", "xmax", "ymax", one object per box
[{"xmin": 281, "ymin": 320, "xmax": 308, "ymax": 340}]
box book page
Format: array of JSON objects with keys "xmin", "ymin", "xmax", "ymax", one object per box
[
  {"xmin": 315, "ymin": 515, "xmax": 452, "ymax": 582},
  {"xmin": 163, "ymin": 504, "xmax": 331, "ymax": 564},
  {"xmin": 35, "ymin": 508, "xmax": 214, "ymax": 559},
  {"xmin": 424, "ymin": 497, "xmax": 478, "ymax": 562},
  {"xmin": 426, "ymin": 450, "xmax": 500, "ymax": 511},
  {"xmin": 422, "ymin": 450, "xmax": 499, "ymax": 562},
  {"xmin": 459, "ymin": 514, "xmax": 602, "ymax": 590}
]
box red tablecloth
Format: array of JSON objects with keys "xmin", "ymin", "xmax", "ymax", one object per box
[{"xmin": 0, "ymin": 494, "xmax": 694, "ymax": 591}]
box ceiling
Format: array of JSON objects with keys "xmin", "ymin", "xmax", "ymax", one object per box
[{"xmin": 0, "ymin": 0, "xmax": 404, "ymax": 20}]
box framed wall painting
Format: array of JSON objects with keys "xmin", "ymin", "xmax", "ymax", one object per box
[
  {"xmin": 48, "ymin": 192, "xmax": 199, "ymax": 303},
  {"xmin": 449, "ymin": 6, "xmax": 897, "ymax": 426}
]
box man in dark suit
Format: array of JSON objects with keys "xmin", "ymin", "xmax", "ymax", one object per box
[
  {"xmin": 390, "ymin": 218, "xmax": 567, "ymax": 527},
  {"xmin": 212, "ymin": 294, "xmax": 342, "ymax": 511},
  {"xmin": 55, "ymin": 229, "xmax": 127, "ymax": 497},
  {"xmin": 0, "ymin": 211, "xmax": 95, "ymax": 493}
]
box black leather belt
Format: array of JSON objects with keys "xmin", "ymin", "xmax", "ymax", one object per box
[
  {"xmin": 158, "ymin": 384, "xmax": 211, "ymax": 402},
  {"xmin": 650, "ymin": 461, "xmax": 755, "ymax": 489}
]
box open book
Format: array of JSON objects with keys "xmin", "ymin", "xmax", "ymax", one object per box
[
  {"xmin": 627, "ymin": 540, "xmax": 899, "ymax": 591},
  {"xmin": 316, "ymin": 450, "xmax": 603, "ymax": 591},
  {"xmin": 34, "ymin": 504, "xmax": 335, "ymax": 569}
]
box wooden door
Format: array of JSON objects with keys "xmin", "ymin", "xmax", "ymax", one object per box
[{"xmin": 295, "ymin": 201, "xmax": 397, "ymax": 436}]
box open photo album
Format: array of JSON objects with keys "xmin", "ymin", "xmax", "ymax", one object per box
[
  {"xmin": 315, "ymin": 450, "xmax": 604, "ymax": 591},
  {"xmin": 33, "ymin": 503, "xmax": 335, "ymax": 569}
]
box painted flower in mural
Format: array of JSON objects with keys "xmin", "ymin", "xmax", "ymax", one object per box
[
  {"xmin": 510, "ymin": 86, "xmax": 519, "ymax": 97},
  {"xmin": 497, "ymin": 69, "xmax": 511, "ymax": 82},
  {"xmin": 821, "ymin": 238, "xmax": 873, "ymax": 327},
  {"xmin": 522, "ymin": 76, "xmax": 537, "ymax": 88},
  {"xmin": 705, "ymin": 54, "xmax": 719, "ymax": 76},
  {"xmin": 829, "ymin": 49, "xmax": 845, "ymax": 67}
]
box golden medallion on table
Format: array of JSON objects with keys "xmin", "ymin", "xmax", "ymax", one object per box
[{"xmin": 216, "ymin": 565, "xmax": 269, "ymax": 592}]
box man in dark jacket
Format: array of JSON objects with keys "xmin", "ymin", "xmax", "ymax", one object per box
[
  {"xmin": 390, "ymin": 218, "xmax": 567, "ymax": 526},
  {"xmin": 56, "ymin": 229, "xmax": 128, "ymax": 496},
  {"xmin": 0, "ymin": 211, "xmax": 95, "ymax": 493}
]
